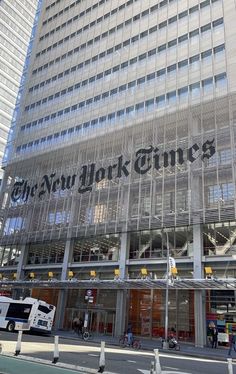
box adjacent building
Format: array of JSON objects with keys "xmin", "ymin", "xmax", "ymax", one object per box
[
  {"xmin": 0, "ymin": 0, "xmax": 236, "ymax": 346},
  {"xmin": 0, "ymin": 0, "xmax": 39, "ymax": 182}
]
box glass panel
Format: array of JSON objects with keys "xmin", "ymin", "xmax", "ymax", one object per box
[{"xmin": 73, "ymin": 235, "xmax": 120, "ymax": 262}]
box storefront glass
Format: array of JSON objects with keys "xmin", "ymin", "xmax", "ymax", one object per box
[
  {"xmin": 206, "ymin": 290, "xmax": 236, "ymax": 346},
  {"xmin": 64, "ymin": 289, "xmax": 116, "ymax": 334},
  {"xmin": 129, "ymin": 289, "xmax": 194, "ymax": 342}
]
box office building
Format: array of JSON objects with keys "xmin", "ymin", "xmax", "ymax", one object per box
[
  {"xmin": 0, "ymin": 0, "xmax": 235, "ymax": 346},
  {"xmin": 0, "ymin": 0, "xmax": 39, "ymax": 181}
]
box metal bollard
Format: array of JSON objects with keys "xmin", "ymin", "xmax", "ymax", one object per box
[
  {"xmin": 150, "ymin": 360, "xmax": 155, "ymax": 374},
  {"xmin": 227, "ymin": 358, "xmax": 233, "ymax": 374},
  {"xmin": 15, "ymin": 331, "xmax": 23, "ymax": 356},
  {"xmin": 154, "ymin": 349, "xmax": 162, "ymax": 374},
  {"xmin": 52, "ymin": 335, "xmax": 59, "ymax": 364},
  {"xmin": 98, "ymin": 341, "xmax": 105, "ymax": 373}
]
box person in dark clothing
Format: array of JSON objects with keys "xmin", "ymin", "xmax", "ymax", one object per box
[
  {"xmin": 72, "ymin": 316, "xmax": 79, "ymax": 333},
  {"xmin": 73, "ymin": 316, "xmax": 83, "ymax": 335},
  {"xmin": 78, "ymin": 318, "xmax": 84, "ymax": 335},
  {"xmin": 211, "ymin": 327, "xmax": 218, "ymax": 348}
]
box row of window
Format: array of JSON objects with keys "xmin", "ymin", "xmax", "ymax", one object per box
[
  {"xmin": 32, "ymin": 21, "xmax": 226, "ymax": 94},
  {"xmin": 40, "ymin": 0, "xmax": 138, "ymax": 43},
  {"xmin": 24, "ymin": 44, "xmax": 225, "ymax": 114},
  {"xmin": 44, "ymin": 0, "xmax": 176, "ymax": 25},
  {"xmin": 3, "ymin": 192, "xmax": 236, "ymax": 240},
  {"xmin": 37, "ymin": 0, "xmax": 215, "ymax": 58},
  {"xmin": 44, "ymin": 0, "xmax": 108, "ymax": 26},
  {"xmin": 208, "ymin": 183, "xmax": 235, "ymax": 204},
  {"xmin": 32, "ymin": 10, "xmax": 223, "ymax": 75},
  {"xmin": 29, "ymin": 18, "xmax": 223, "ymax": 97},
  {"xmin": 17, "ymin": 73, "xmax": 227, "ymax": 155},
  {"xmin": 45, "ymin": 0, "xmax": 62, "ymax": 11}
]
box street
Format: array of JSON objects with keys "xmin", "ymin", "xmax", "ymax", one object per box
[{"xmin": 0, "ymin": 331, "xmax": 235, "ymax": 374}]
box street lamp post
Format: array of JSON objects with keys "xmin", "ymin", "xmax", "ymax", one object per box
[
  {"xmin": 154, "ymin": 217, "xmax": 170, "ymax": 350},
  {"xmin": 163, "ymin": 229, "xmax": 170, "ymax": 350}
]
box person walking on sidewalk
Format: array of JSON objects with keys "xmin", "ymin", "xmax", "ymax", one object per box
[
  {"xmin": 127, "ymin": 323, "xmax": 133, "ymax": 346},
  {"xmin": 211, "ymin": 326, "xmax": 218, "ymax": 348},
  {"xmin": 228, "ymin": 332, "xmax": 236, "ymax": 356}
]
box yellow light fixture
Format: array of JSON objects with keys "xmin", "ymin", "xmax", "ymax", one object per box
[
  {"xmin": 114, "ymin": 269, "xmax": 120, "ymax": 276},
  {"xmin": 171, "ymin": 267, "xmax": 178, "ymax": 275},
  {"xmin": 68, "ymin": 270, "xmax": 74, "ymax": 278},
  {"xmin": 141, "ymin": 268, "xmax": 148, "ymax": 276},
  {"xmin": 48, "ymin": 271, "xmax": 54, "ymax": 278},
  {"xmin": 205, "ymin": 267, "xmax": 212, "ymax": 275},
  {"xmin": 29, "ymin": 272, "xmax": 35, "ymax": 279},
  {"xmin": 90, "ymin": 270, "xmax": 96, "ymax": 277}
]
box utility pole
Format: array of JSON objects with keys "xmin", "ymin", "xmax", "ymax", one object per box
[{"xmin": 163, "ymin": 229, "xmax": 170, "ymax": 350}]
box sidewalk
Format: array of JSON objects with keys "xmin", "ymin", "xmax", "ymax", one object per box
[{"xmin": 54, "ymin": 330, "xmax": 233, "ymax": 362}]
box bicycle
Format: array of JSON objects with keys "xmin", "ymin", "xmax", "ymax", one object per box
[
  {"xmin": 77, "ymin": 327, "xmax": 93, "ymax": 341},
  {"xmin": 119, "ymin": 334, "xmax": 141, "ymax": 350},
  {"xmin": 82, "ymin": 328, "xmax": 93, "ymax": 341}
]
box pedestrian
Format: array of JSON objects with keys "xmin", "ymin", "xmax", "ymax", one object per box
[
  {"xmin": 127, "ymin": 323, "xmax": 133, "ymax": 346},
  {"xmin": 78, "ymin": 318, "xmax": 84, "ymax": 335},
  {"xmin": 228, "ymin": 332, "xmax": 236, "ymax": 356},
  {"xmin": 72, "ymin": 315, "xmax": 79, "ymax": 333},
  {"xmin": 211, "ymin": 326, "xmax": 218, "ymax": 348}
]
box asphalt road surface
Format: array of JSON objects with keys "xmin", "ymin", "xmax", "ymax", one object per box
[{"xmin": 0, "ymin": 331, "xmax": 234, "ymax": 374}]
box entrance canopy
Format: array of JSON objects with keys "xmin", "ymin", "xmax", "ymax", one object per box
[{"xmin": 0, "ymin": 278, "xmax": 236, "ymax": 290}]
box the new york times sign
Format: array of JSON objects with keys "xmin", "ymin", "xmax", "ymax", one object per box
[{"xmin": 11, "ymin": 139, "xmax": 215, "ymax": 203}]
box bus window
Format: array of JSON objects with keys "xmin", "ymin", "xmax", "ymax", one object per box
[
  {"xmin": 38, "ymin": 305, "xmax": 51, "ymax": 314},
  {"xmin": 6, "ymin": 303, "xmax": 32, "ymax": 320}
]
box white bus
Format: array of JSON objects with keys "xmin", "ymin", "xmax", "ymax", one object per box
[{"xmin": 0, "ymin": 296, "xmax": 56, "ymax": 333}]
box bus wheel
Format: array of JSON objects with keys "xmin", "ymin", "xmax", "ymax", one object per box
[{"xmin": 7, "ymin": 321, "xmax": 15, "ymax": 332}]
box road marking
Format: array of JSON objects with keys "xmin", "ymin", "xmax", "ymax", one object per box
[
  {"xmin": 127, "ymin": 360, "xmax": 136, "ymax": 363},
  {"xmin": 88, "ymin": 354, "xmax": 99, "ymax": 357},
  {"xmin": 138, "ymin": 370, "xmax": 190, "ymax": 374},
  {"xmin": 164, "ymin": 366, "xmax": 182, "ymax": 370},
  {"xmin": 162, "ymin": 372, "xmax": 190, "ymax": 374},
  {"xmin": 160, "ymin": 353, "xmax": 225, "ymax": 363}
]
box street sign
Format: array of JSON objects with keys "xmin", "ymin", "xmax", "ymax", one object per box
[
  {"xmin": 86, "ymin": 289, "xmax": 92, "ymax": 296},
  {"xmin": 15, "ymin": 321, "xmax": 31, "ymax": 331},
  {"xmin": 169, "ymin": 257, "xmax": 176, "ymax": 268}
]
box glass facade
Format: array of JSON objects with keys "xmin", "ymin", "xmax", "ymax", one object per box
[
  {"xmin": 129, "ymin": 227, "xmax": 193, "ymax": 259},
  {"xmin": 0, "ymin": 0, "xmax": 38, "ymax": 179}
]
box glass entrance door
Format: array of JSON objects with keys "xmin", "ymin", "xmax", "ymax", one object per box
[{"xmin": 88, "ymin": 309, "xmax": 115, "ymax": 335}]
